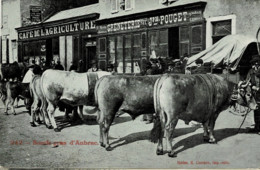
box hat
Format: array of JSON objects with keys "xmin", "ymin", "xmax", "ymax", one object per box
[
  {"xmin": 107, "ymin": 64, "xmax": 114, "ymax": 69},
  {"xmin": 250, "ymin": 55, "xmax": 260, "ymax": 64},
  {"xmin": 195, "ymin": 58, "xmax": 203, "ymax": 65}
]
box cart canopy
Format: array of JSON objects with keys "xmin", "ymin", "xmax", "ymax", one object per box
[{"xmin": 186, "ymin": 34, "xmax": 259, "ymax": 71}]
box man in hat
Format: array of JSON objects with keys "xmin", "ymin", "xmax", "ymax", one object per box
[
  {"xmin": 88, "ymin": 60, "xmax": 101, "ymax": 72},
  {"xmin": 246, "ymin": 54, "xmax": 260, "ymax": 134},
  {"xmin": 54, "ymin": 60, "xmax": 64, "ymax": 70},
  {"xmin": 192, "ymin": 58, "xmax": 207, "ymax": 74}
]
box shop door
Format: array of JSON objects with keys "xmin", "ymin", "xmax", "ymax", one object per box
[
  {"xmin": 83, "ymin": 39, "xmax": 96, "ymax": 71},
  {"xmin": 169, "ymin": 27, "xmax": 179, "ymax": 60}
]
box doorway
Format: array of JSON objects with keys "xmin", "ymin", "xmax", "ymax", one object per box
[
  {"xmin": 83, "ymin": 38, "xmax": 96, "ymax": 71},
  {"xmin": 168, "ymin": 27, "xmax": 179, "ymax": 60}
]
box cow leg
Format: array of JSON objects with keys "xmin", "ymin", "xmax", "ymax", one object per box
[
  {"xmin": 77, "ymin": 105, "xmax": 85, "ymax": 122},
  {"xmin": 47, "ymin": 103, "xmax": 59, "ymax": 132},
  {"xmin": 4, "ymin": 99, "xmax": 10, "ymax": 115},
  {"xmin": 203, "ymin": 120, "xmax": 210, "ymax": 142},
  {"xmin": 30, "ymin": 99, "xmax": 38, "ymax": 127},
  {"xmin": 103, "ymin": 118, "xmax": 113, "ymax": 151},
  {"xmin": 208, "ymin": 114, "xmax": 219, "ymax": 143},
  {"xmin": 156, "ymin": 111, "xmax": 166, "ymax": 155},
  {"xmin": 14, "ymin": 97, "xmax": 19, "ymax": 108},
  {"xmin": 9, "ymin": 98, "xmax": 16, "ymax": 115},
  {"xmin": 41, "ymin": 101, "xmax": 52, "ymax": 129},
  {"xmin": 101, "ymin": 111, "xmax": 115, "ymax": 151},
  {"xmin": 166, "ymin": 119, "xmax": 178, "ymax": 158},
  {"xmin": 96, "ymin": 110, "xmax": 105, "ymax": 147}
]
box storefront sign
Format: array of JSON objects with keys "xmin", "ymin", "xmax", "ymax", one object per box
[
  {"xmin": 18, "ymin": 20, "xmax": 96, "ymax": 40},
  {"xmin": 30, "ymin": 6, "xmax": 42, "ymax": 22},
  {"xmin": 98, "ymin": 9, "xmax": 203, "ymax": 33}
]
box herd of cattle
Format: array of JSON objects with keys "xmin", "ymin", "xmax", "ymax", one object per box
[{"xmin": 0, "ymin": 62, "xmax": 258, "ymax": 157}]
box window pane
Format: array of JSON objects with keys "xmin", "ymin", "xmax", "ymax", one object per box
[
  {"xmin": 160, "ymin": 30, "xmax": 168, "ymax": 44},
  {"xmin": 133, "ymin": 34, "xmax": 141, "ymax": 60},
  {"xmin": 180, "ymin": 26, "xmax": 189, "ymax": 42},
  {"xmin": 191, "ymin": 25, "xmax": 202, "ymax": 45},
  {"xmin": 213, "ymin": 20, "xmax": 231, "ymax": 36},
  {"xmin": 159, "ymin": 30, "xmax": 168, "ymax": 58},
  {"xmin": 133, "ymin": 60, "xmax": 141, "ymax": 73},
  {"xmin": 180, "ymin": 42, "xmax": 189, "ymax": 57},
  {"xmin": 125, "ymin": 61, "xmax": 132, "ymax": 73},
  {"xmin": 117, "ymin": 36, "xmax": 123, "ymax": 73},
  {"xmin": 108, "ymin": 36, "xmax": 116, "ymax": 64},
  {"xmin": 99, "ymin": 38, "xmax": 106, "ymax": 53},
  {"xmin": 141, "ymin": 32, "xmax": 146, "ymax": 49},
  {"xmin": 125, "ymin": 34, "xmax": 131, "ymax": 60},
  {"xmin": 149, "ymin": 31, "xmax": 159, "ymax": 59}
]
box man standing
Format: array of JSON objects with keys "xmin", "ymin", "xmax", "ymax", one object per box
[
  {"xmin": 54, "ymin": 60, "xmax": 64, "ymax": 70},
  {"xmin": 88, "ymin": 60, "xmax": 101, "ymax": 72},
  {"xmin": 246, "ymin": 55, "xmax": 260, "ymax": 135}
]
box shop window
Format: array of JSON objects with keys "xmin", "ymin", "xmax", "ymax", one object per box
[
  {"xmin": 149, "ymin": 30, "xmax": 168, "ymax": 59},
  {"xmin": 125, "ymin": 34, "xmax": 132, "ymax": 73},
  {"xmin": 117, "ymin": 36, "xmax": 124, "ymax": 73},
  {"xmin": 179, "ymin": 26, "xmax": 190, "ymax": 58},
  {"xmin": 133, "ymin": 34, "xmax": 141, "ymax": 60},
  {"xmin": 159, "ymin": 30, "xmax": 168, "ymax": 58},
  {"xmin": 212, "ymin": 20, "xmax": 231, "ymax": 44},
  {"xmin": 191, "ymin": 25, "xmax": 203, "ymax": 55},
  {"xmin": 111, "ymin": 0, "xmax": 119, "ymax": 13},
  {"xmin": 149, "ymin": 31, "xmax": 159, "ymax": 59},
  {"xmin": 73, "ymin": 36, "xmax": 79, "ymax": 63},
  {"xmin": 108, "ymin": 37, "xmax": 116, "ymax": 65}
]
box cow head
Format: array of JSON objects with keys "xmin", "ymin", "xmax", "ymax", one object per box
[{"xmin": 231, "ymin": 80, "xmax": 258, "ymax": 110}]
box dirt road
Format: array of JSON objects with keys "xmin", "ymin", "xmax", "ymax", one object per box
[{"xmin": 0, "ymin": 102, "xmax": 260, "ymax": 169}]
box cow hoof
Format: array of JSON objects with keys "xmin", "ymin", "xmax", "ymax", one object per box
[
  {"xmin": 30, "ymin": 122, "xmax": 37, "ymax": 127},
  {"xmin": 156, "ymin": 149, "xmax": 163, "ymax": 155},
  {"xmin": 203, "ymin": 136, "xmax": 209, "ymax": 142},
  {"xmin": 168, "ymin": 151, "xmax": 177, "ymax": 158},
  {"xmin": 105, "ymin": 146, "xmax": 113, "ymax": 151},
  {"xmin": 46, "ymin": 125, "xmax": 53, "ymax": 129},
  {"xmin": 13, "ymin": 113, "xmax": 17, "ymax": 116},
  {"xmin": 54, "ymin": 128, "xmax": 61, "ymax": 132},
  {"xmin": 209, "ymin": 139, "xmax": 217, "ymax": 144},
  {"xmin": 100, "ymin": 143, "xmax": 105, "ymax": 148}
]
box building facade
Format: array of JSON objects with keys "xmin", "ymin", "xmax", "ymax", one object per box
[
  {"xmin": 13, "ymin": 0, "xmax": 260, "ymax": 72},
  {"xmin": 1, "ymin": 0, "xmax": 42, "ymax": 64}
]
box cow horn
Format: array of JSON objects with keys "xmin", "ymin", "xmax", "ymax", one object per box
[{"xmin": 240, "ymin": 79, "xmax": 250, "ymax": 88}]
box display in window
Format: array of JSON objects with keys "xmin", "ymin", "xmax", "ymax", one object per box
[{"xmin": 133, "ymin": 61, "xmax": 141, "ymax": 73}]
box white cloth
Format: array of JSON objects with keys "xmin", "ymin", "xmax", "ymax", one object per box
[{"xmin": 22, "ymin": 69, "xmax": 34, "ymax": 83}]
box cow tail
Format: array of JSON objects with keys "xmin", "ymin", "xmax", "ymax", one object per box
[{"xmin": 151, "ymin": 77, "xmax": 164, "ymax": 143}]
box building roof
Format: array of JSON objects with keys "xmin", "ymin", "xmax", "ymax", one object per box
[{"xmin": 44, "ymin": 4, "xmax": 100, "ymax": 23}]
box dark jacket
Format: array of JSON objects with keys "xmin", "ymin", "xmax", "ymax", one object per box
[{"xmin": 55, "ymin": 64, "xmax": 64, "ymax": 71}]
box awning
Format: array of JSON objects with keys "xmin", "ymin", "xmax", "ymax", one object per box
[{"xmin": 186, "ymin": 34, "xmax": 259, "ymax": 70}]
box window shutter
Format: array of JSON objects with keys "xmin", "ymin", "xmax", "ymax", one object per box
[
  {"xmin": 125, "ymin": 0, "xmax": 133, "ymax": 10},
  {"xmin": 111, "ymin": 0, "xmax": 119, "ymax": 13}
]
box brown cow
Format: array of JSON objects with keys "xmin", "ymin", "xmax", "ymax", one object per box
[{"xmin": 151, "ymin": 74, "xmax": 258, "ymax": 157}]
